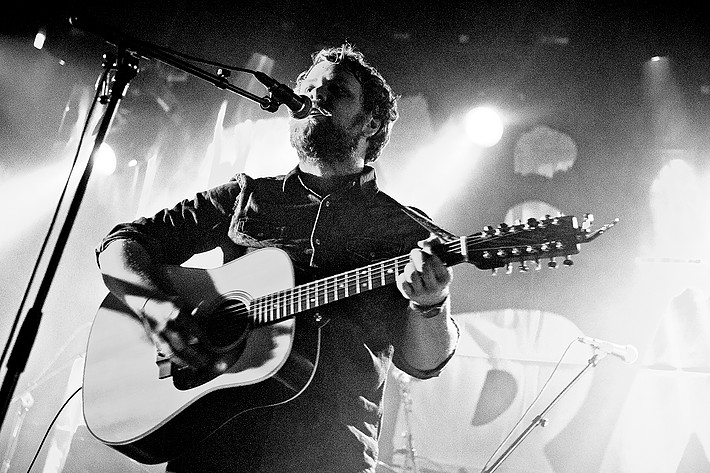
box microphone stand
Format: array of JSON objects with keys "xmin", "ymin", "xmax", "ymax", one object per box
[
  {"xmin": 0, "ymin": 16, "xmax": 291, "ymax": 430},
  {"xmin": 0, "ymin": 48, "xmax": 138, "ymax": 429},
  {"xmin": 481, "ymin": 353, "xmax": 602, "ymax": 473},
  {"xmin": 395, "ymin": 373, "xmax": 420, "ymax": 473}
]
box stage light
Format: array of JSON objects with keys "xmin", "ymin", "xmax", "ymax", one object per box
[
  {"xmin": 464, "ymin": 106, "xmax": 504, "ymax": 147},
  {"xmin": 33, "ymin": 28, "xmax": 46, "ymax": 50},
  {"xmin": 94, "ymin": 143, "xmax": 116, "ymax": 176}
]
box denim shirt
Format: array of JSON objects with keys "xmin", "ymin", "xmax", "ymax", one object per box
[{"xmin": 96, "ymin": 165, "xmax": 457, "ymax": 473}]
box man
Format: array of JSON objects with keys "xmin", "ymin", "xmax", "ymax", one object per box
[{"xmin": 96, "ymin": 43, "xmax": 459, "ymax": 473}]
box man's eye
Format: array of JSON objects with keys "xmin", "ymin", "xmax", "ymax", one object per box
[{"xmin": 329, "ymin": 84, "xmax": 348, "ymax": 96}]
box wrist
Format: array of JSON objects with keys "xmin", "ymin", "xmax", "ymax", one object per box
[{"xmin": 409, "ymin": 296, "xmax": 449, "ymax": 318}]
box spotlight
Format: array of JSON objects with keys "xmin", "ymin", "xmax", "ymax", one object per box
[
  {"xmin": 95, "ymin": 143, "xmax": 117, "ymax": 176},
  {"xmin": 464, "ymin": 106, "xmax": 504, "ymax": 147},
  {"xmin": 33, "ymin": 28, "xmax": 46, "ymax": 50}
]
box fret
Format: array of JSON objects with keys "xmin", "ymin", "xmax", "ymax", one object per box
[
  {"xmin": 251, "ymin": 300, "xmax": 260, "ymax": 325},
  {"xmin": 310, "ymin": 281, "xmax": 318, "ymax": 309},
  {"xmin": 269, "ymin": 293, "xmax": 276, "ymax": 322},
  {"xmin": 360, "ymin": 270, "xmax": 369, "ymax": 292},
  {"xmin": 306, "ymin": 283, "xmax": 313, "ymax": 310},
  {"xmin": 367, "ymin": 269, "xmax": 373, "ymax": 290},
  {"xmin": 379, "ymin": 262, "xmax": 386, "ymax": 287},
  {"xmin": 277, "ymin": 291, "xmax": 284, "ymax": 320},
  {"xmin": 385, "ymin": 262, "xmax": 396, "ymax": 285},
  {"xmin": 318, "ymin": 279, "xmax": 328, "ymax": 305},
  {"xmin": 297, "ymin": 286, "xmax": 303, "ymax": 313},
  {"xmin": 290, "ymin": 288, "xmax": 295, "ymax": 316},
  {"xmin": 333, "ymin": 275, "xmax": 341, "ymax": 301},
  {"xmin": 263, "ymin": 294, "xmax": 270, "ymax": 323},
  {"xmin": 395, "ymin": 257, "xmax": 405, "ymax": 279},
  {"xmin": 347, "ymin": 270, "xmax": 355, "ymax": 296}
]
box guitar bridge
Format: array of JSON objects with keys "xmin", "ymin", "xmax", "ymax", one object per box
[{"xmin": 156, "ymin": 351, "xmax": 173, "ymax": 379}]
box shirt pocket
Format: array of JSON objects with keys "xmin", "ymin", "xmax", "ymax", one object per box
[{"xmin": 229, "ymin": 217, "xmax": 292, "ymax": 247}]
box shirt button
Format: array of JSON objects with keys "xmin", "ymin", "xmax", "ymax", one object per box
[
  {"xmin": 325, "ymin": 201, "xmax": 331, "ymax": 207},
  {"xmin": 315, "ymin": 238, "xmax": 321, "ymax": 245}
]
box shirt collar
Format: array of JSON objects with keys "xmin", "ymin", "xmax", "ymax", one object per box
[{"xmin": 282, "ymin": 165, "xmax": 379, "ymax": 196}]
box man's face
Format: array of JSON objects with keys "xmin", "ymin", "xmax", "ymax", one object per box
[{"xmin": 289, "ymin": 61, "xmax": 370, "ymax": 165}]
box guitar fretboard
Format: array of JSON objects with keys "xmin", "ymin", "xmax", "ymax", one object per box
[
  {"xmin": 249, "ymin": 240, "xmax": 466, "ymax": 326},
  {"xmin": 246, "ymin": 214, "xmax": 583, "ymax": 327}
]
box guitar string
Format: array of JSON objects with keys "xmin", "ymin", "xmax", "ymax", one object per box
[
  {"xmin": 250, "ymin": 222, "xmax": 566, "ymax": 316},
  {"xmin": 245, "ymin": 225, "xmax": 570, "ymax": 325},
  {"xmin": 235, "ymin": 227, "xmax": 555, "ymax": 325},
  {"xmin": 211, "ymin": 220, "xmax": 573, "ymax": 327}
]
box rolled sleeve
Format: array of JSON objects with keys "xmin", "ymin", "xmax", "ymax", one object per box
[
  {"xmin": 95, "ymin": 177, "xmax": 243, "ymax": 268},
  {"xmin": 392, "ymin": 316, "xmax": 460, "ymax": 379}
]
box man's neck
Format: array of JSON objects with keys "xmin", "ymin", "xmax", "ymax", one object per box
[{"xmin": 297, "ymin": 157, "xmax": 366, "ymax": 195}]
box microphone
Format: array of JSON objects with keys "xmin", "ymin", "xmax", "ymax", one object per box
[
  {"xmin": 253, "ymin": 71, "xmax": 312, "ymax": 119},
  {"xmin": 578, "ymin": 336, "xmax": 639, "ymax": 364}
]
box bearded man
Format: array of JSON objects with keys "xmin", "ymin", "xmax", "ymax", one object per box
[{"xmin": 96, "ymin": 43, "xmax": 459, "ymax": 473}]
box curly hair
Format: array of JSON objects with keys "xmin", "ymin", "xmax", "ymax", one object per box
[{"xmin": 296, "ymin": 43, "xmax": 399, "ymax": 163}]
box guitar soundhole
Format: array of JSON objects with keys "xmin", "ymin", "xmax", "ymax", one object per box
[{"xmin": 203, "ymin": 297, "xmax": 251, "ymax": 353}]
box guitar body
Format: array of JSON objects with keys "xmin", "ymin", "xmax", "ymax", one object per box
[
  {"xmin": 82, "ymin": 248, "xmax": 321, "ymax": 464},
  {"xmin": 82, "ymin": 213, "xmax": 611, "ymax": 464}
]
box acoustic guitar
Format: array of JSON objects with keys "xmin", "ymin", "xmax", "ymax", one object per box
[{"xmin": 82, "ymin": 214, "xmax": 616, "ymax": 464}]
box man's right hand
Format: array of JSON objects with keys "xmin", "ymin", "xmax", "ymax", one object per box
[{"xmin": 140, "ymin": 296, "xmax": 211, "ymax": 370}]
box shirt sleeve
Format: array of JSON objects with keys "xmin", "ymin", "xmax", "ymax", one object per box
[
  {"xmin": 95, "ymin": 175, "xmax": 244, "ymax": 267},
  {"xmin": 391, "ymin": 316, "xmax": 460, "ymax": 379}
]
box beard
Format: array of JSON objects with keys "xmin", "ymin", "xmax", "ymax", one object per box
[{"xmin": 289, "ymin": 113, "xmax": 367, "ymax": 165}]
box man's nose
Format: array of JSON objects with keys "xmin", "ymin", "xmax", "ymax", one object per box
[{"xmin": 308, "ymin": 84, "xmax": 328, "ymax": 103}]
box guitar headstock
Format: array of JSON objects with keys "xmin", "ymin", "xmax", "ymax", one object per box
[{"xmin": 460, "ymin": 214, "xmax": 617, "ymax": 273}]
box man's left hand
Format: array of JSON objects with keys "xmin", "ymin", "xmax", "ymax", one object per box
[{"xmin": 396, "ymin": 235, "xmax": 453, "ymax": 308}]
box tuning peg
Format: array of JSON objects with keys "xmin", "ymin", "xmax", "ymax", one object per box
[
  {"xmin": 518, "ymin": 262, "xmax": 529, "ymax": 273},
  {"xmin": 548, "ymin": 258, "xmax": 558, "ymax": 269},
  {"xmin": 491, "ymin": 268, "xmax": 498, "ymax": 276},
  {"xmin": 563, "ymin": 256, "xmax": 574, "ymax": 266},
  {"xmin": 534, "ymin": 259, "xmax": 542, "ymax": 271},
  {"xmin": 483, "ymin": 225, "xmax": 495, "ymax": 234},
  {"xmin": 482, "ymin": 251, "xmax": 492, "ymax": 259},
  {"xmin": 582, "ymin": 213, "xmax": 594, "ymax": 231},
  {"xmin": 498, "ymin": 223, "xmax": 510, "ymax": 233},
  {"xmin": 506, "ymin": 263, "xmax": 513, "ymax": 274},
  {"xmin": 527, "ymin": 218, "xmax": 539, "ymax": 228}
]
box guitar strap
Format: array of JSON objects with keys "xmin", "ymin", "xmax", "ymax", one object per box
[{"xmin": 378, "ymin": 191, "xmax": 458, "ymax": 242}]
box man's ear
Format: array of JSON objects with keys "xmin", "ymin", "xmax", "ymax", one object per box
[{"xmin": 362, "ymin": 116, "xmax": 382, "ymax": 138}]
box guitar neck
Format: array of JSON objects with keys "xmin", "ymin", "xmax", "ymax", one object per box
[
  {"xmin": 248, "ymin": 214, "xmax": 606, "ymax": 327},
  {"xmin": 250, "ymin": 239, "xmax": 468, "ymax": 326}
]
